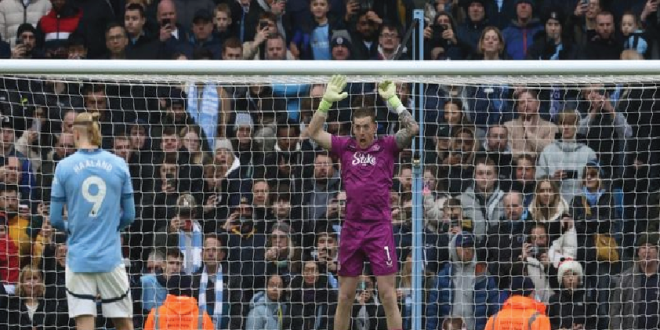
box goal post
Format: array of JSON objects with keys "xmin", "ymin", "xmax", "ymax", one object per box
[{"xmin": 1, "ymin": 60, "xmax": 659, "ymax": 330}]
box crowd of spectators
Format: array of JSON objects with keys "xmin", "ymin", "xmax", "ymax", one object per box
[{"xmin": 0, "ymin": 0, "xmax": 660, "ymax": 329}]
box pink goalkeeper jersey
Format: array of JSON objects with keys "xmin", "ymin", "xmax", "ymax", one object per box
[{"xmin": 330, "ymin": 135, "xmax": 400, "ymax": 223}]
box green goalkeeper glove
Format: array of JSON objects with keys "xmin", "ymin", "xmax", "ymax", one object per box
[
  {"xmin": 378, "ymin": 80, "xmax": 405, "ymax": 114},
  {"xmin": 319, "ymin": 75, "xmax": 348, "ymax": 113}
]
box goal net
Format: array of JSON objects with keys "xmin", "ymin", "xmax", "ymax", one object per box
[{"xmin": 0, "ymin": 61, "xmax": 658, "ymax": 330}]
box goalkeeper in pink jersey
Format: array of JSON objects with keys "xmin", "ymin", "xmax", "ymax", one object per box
[{"xmin": 307, "ymin": 75, "xmax": 419, "ymax": 330}]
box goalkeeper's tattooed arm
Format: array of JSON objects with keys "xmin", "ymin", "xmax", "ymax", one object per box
[
  {"xmin": 395, "ymin": 108, "xmax": 419, "ymax": 150},
  {"xmin": 377, "ymin": 80, "xmax": 420, "ymax": 150},
  {"xmin": 307, "ymin": 109, "xmax": 332, "ymax": 150},
  {"xmin": 307, "ymin": 75, "xmax": 349, "ymax": 150}
]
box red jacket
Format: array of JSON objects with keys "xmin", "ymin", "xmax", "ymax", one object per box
[
  {"xmin": 0, "ymin": 214, "xmax": 20, "ymax": 284},
  {"xmin": 36, "ymin": 4, "xmax": 82, "ymax": 52}
]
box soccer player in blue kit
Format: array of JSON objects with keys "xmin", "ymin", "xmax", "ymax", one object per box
[{"xmin": 50, "ymin": 112, "xmax": 136, "ymax": 330}]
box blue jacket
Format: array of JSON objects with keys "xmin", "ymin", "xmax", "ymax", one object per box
[
  {"xmin": 425, "ymin": 263, "xmax": 501, "ymax": 330},
  {"xmin": 245, "ymin": 291, "xmax": 286, "ymax": 330},
  {"xmin": 140, "ymin": 273, "xmax": 168, "ymax": 312},
  {"xmin": 502, "ymin": 19, "xmax": 544, "ymax": 60}
]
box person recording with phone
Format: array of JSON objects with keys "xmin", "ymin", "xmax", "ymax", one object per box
[
  {"xmin": 576, "ymin": 85, "xmax": 632, "ymax": 178},
  {"xmin": 151, "ymin": 194, "xmax": 204, "ymax": 275},
  {"xmin": 11, "ymin": 24, "xmax": 42, "ymax": 59},
  {"xmin": 422, "ymin": 11, "xmax": 463, "ymax": 60}
]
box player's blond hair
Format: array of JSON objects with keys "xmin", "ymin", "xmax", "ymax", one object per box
[{"xmin": 73, "ymin": 112, "xmax": 102, "ymax": 147}]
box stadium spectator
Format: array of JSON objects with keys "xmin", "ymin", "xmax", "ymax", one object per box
[
  {"xmin": 65, "ymin": 29, "xmax": 87, "ymax": 59},
  {"xmin": 485, "ymin": 191, "xmax": 527, "ymax": 288},
  {"xmin": 191, "ymin": 234, "xmax": 242, "ymax": 329},
  {"xmin": 143, "ymin": 273, "xmax": 215, "ymax": 330},
  {"xmin": 330, "ymin": 30, "xmax": 353, "ymax": 60},
  {"xmin": 424, "ymin": 11, "xmax": 463, "ymax": 60},
  {"xmin": 351, "ymin": 274, "xmax": 387, "ymax": 330},
  {"xmin": 302, "ymin": 151, "xmax": 340, "ymax": 222},
  {"xmin": 289, "ymin": 259, "xmax": 338, "ymax": 330},
  {"xmin": 265, "ymin": 33, "xmax": 291, "ymax": 60},
  {"xmin": 610, "ymin": 233, "xmax": 660, "ymax": 330},
  {"xmin": 440, "ymin": 126, "xmax": 479, "ymax": 194},
  {"xmin": 10, "ymin": 23, "xmax": 44, "ymax": 59},
  {"xmin": 0, "ymin": 213, "xmax": 19, "ymax": 286},
  {"xmin": 243, "ymin": 12, "xmax": 279, "ymax": 60},
  {"xmin": 548, "ymin": 260, "xmax": 597, "ymax": 330},
  {"xmin": 510, "ymin": 154, "xmax": 537, "ymax": 207},
  {"xmin": 350, "ymin": 11, "xmax": 380, "ymax": 60},
  {"xmin": 221, "ymin": 37, "xmax": 243, "ymax": 60},
  {"xmin": 245, "ymin": 273, "xmax": 289, "ymax": 330},
  {"xmin": 426, "ymin": 232, "xmax": 500, "ymax": 330},
  {"xmin": 0, "ymin": 184, "xmax": 40, "ymax": 261},
  {"xmin": 251, "ymin": 179, "xmax": 275, "ymax": 226},
  {"xmin": 460, "ymin": 157, "xmax": 505, "ymax": 240},
  {"xmin": 457, "ymin": 0, "xmax": 488, "ymax": 56},
  {"xmin": 103, "ymin": 23, "xmax": 128, "ymax": 59},
  {"xmin": 584, "ymin": 11, "xmax": 622, "ymax": 60},
  {"xmin": 289, "ymin": 0, "xmax": 340, "ymax": 60},
  {"xmin": 222, "ymin": 195, "xmax": 267, "ymax": 324},
  {"xmin": 0, "ymin": 117, "xmax": 35, "ymax": 201},
  {"xmin": 576, "ymin": 85, "xmax": 633, "ymax": 178},
  {"xmin": 124, "ymin": 3, "xmax": 162, "ymax": 60},
  {"xmin": 5, "ymin": 265, "xmax": 62, "ymax": 328},
  {"xmin": 14, "ymin": 112, "xmax": 45, "ymax": 172},
  {"xmin": 502, "ymin": 0, "xmax": 543, "ymax": 60},
  {"xmin": 536, "ymin": 111, "xmax": 598, "ymax": 203},
  {"xmin": 482, "ymin": 124, "xmax": 513, "ymax": 182},
  {"xmin": 504, "ymin": 89, "xmax": 557, "ymax": 157},
  {"xmin": 570, "ymin": 161, "xmax": 619, "ymax": 288},
  {"xmin": 529, "ymin": 177, "xmax": 570, "ymax": 224},
  {"xmin": 157, "ymin": 0, "xmax": 190, "ymax": 58},
  {"xmin": 140, "ymin": 248, "xmax": 184, "ymax": 314},
  {"xmin": 0, "ymin": 0, "xmax": 51, "ymax": 47},
  {"xmin": 518, "ymin": 223, "xmax": 556, "ymax": 303},
  {"xmin": 229, "ymin": 0, "xmax": 265, "ymax": 44},
  {"xmin": 40, "ymin": 225, "xmax": 67, "ymax": 303},
  {"xmin": 36, "ymin": 132, "xmax": 74, "ymax": 201},
  {"xmin": 152, "ymin": 194, "xmax": 204, "ymax": 274},
  {"xmin": 470, "ymin": 25, "xmax": 507, "ymax": 60},
  {"xmin": 189, "ymin": 10, "xmax": 222, "ymax": 59},
  {"xmin": 35, "ymin": 0, "xmax": 81, "ymax": 59},
  {"xmin": 620, "ymin": 11, "xmax": 648, "ymax": 57},
  {"xmin": 377, "ymin": 23, "xmax": 405, "ymax": 60},
  {"xmin": 213, "ymin": 3, "xmax": 233, "ymax": 43},
  {"xmin": 179, "ymin": 126, "xmax": 209, "ymax": 165},
  {"xmin": 527, "ymin": 8, "xmax": 579, "ymax": 60}
]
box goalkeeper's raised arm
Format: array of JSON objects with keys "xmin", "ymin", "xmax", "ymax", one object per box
[
  {"xmin": 306, "ymin": 75, "xmax": 348, "ymax": 150},
  {"xmin": 377, "ymin": 80, "xmax": 420, "ymax": 149}
]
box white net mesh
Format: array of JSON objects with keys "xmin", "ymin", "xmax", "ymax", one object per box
[{"xmin": 0, "ymin": 72, "xmax": 658, "ymax": 330}]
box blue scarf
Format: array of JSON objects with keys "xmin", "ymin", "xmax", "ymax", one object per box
[
  {"xmin": 187, "ymin": 83, "xmax": 219, "ymax": 149},
  {"xmin": 583, "ymin": 187, "xmax": 604, "ymax": 207},
  {"xmin": 178, "ymin": 222, "xmax": 203, "ymax": 274},
  {"xmin": 199, "ymin": 265, "xmax": 225, "ymax": 329}
]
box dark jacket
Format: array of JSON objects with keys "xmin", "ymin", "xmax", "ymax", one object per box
[
  {"xmin": 191, "ymin": 263, "xmax": 244, "ymax": 330},
  {"xmin": 289, "ymin": 274, "xmax": 337, "ymax": 330},
  {"xmin": 584, "ymin": 35, "xmax": 623, "ymax": 60},
  {"xmin": 350, "ymin": 296, "xmax": 387, "ymax": 330},
  {"xmin": 526, "ymin": 34, "xmax": 580, "ymax": 60},
  {"xmin": 6, "ymin": 296, "xmax": 62, "ymax": 329},
  {"xmin": 548, "ymin": 287, "xmax": 597, "ymax": 330},
  {"xmin": 501, "ymin": 18, "xmax": 544, "ymax": 60}
]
